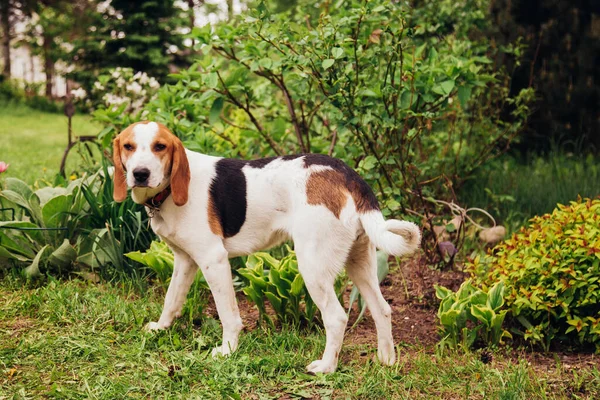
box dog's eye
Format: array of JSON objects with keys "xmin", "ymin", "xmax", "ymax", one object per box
[
  {"xmin": 154, "ymin": 143, "xmax": 167, "ymax": 151},
  {"xmin": 124, "ymin": 143, "xmax": 133, "ymax": 151}
]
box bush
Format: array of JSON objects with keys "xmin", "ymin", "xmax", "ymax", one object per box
[
  {"xmin": 0, "ymin": 79, "xmax": 25, "ymax": 103},
  {"xmin": 467, "ymin": 197, "xmax": 600, "ymax": 351}
]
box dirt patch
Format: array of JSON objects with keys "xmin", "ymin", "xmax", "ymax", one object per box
[
  {"xmin": 202, "ymin": 255, "xmax": 599, "ymax": 368},
  {"xmin": 0, "ymin": 317, "xmax": 36, "ymax": 338},
  {"xmin": 344, "ymin": 255, "xmax": 465, "ymax": 348}
]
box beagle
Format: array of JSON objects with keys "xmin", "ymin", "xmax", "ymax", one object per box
[{"xmin": 113, "ymin": 121, "xmax": 421, "ymax": 374}]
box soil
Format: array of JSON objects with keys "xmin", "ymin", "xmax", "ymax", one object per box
[{"xmin": 203, "ymin": 254, "xmax": 600, "ymax": 369}]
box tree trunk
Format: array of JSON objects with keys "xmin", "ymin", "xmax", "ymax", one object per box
[
  {"xmin": 1, "ymin": 1, "xmax": 11, "ymax": 79},
  {"xmin": 43, "ymin": 34, "xmax": 54, "ymax": 98}
]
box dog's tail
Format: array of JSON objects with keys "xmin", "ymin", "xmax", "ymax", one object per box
[{"xmin": 359, "ymin": 211, "xmax": 421, "ymax": 256}]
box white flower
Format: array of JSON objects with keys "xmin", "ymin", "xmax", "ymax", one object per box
[
  {"xmin": 139, "ymin": 72, "xmax": 149, "ymax": 85},
  {"xmin": 71, "ymin": 88, "xmax": 87, "ymax": 100},
  {"xmin": 126, "ymin": 81, "xmax": 143, "ymax": 95},
  {"xmin": 148, "ymin": 77, "xmax": 160, "ymax": 89},
  {"xmin": 116, "ymin": 77, "xmax": 126, "ymax": 87},
  {"xmin": 133, "ymin": 71, "xmax": 142, "ymax": 80},
  {"xmin": 93, "ymin": 81, "xmax": 105, "ymax": 91},
  {"xmin": 111, "ymin": 70, "xmax": 120, "ymax": 79}
]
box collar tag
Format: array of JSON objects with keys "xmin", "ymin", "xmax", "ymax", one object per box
[{"xmin": 143, "ymin": 186, "xmax": 171, "ymax": 218}]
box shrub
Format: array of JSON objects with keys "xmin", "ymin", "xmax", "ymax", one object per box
[
  {"xmin": 435, "ymin": 280, "xmax": 511, "ymax": 351},
  {"xmin": 467, "ymin": 197, "xmax": 600, "ymax": 351},
  {"xmin": 79, "ymin": 67, "xmax": 161, "ymax": 114}
]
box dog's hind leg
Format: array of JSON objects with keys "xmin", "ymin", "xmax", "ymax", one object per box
[
  {"xmin": 293, "ymin": 214, "xmax": 353, "ymax": 374},
  {"xmin": 345, "ymin": 234, "xmax": 396, "ymax": 366},
  {"xmin": 146, "ymin": 249, "xmax": 198, "ymax": 331}
]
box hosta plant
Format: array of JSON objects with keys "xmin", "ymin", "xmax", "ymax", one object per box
[
  {"xmin": 436, "ymin": 280, "xmax": 511, "ymax": 351},
  {"xmin": 0, "ymin": 177, "xmax": 87, "ymax": 276},
  {"xmin": 467, "ymin": 197, "xmax": 600, "ymax": 351},
  {"xmin": 238, "ymin": 247, "xmax": 318, "ymax": 327}
]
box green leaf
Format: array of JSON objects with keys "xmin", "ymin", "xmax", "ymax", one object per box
[
  {"xmin": 0, "ymin": 245, "xmax": 17, "ymax": 260},
  {"xmin": 470, "ymin": 305, "xmax": 493, "ymax": 327},
  {"xmin": 24, "ymin": 245, "xmax": 49, "ymax": 277},
  {"xmin": 290, "ymin": 274, "xmax": 304, "ymax": 296},
  {"xmin": 209, "ymin": 97, "xmax": 224, "ymax": 125},
  {"xmin": 457, "ymin": 85, "xmax": 472, "ymax": 108},
  {"xmin": 435, "ymin": 285, "xmax": 453, "ymax": 300},
  {"xmin": 42, "ymin": 194, "xmax": 71, "ymax": 228},
  {"xmin": 322, "ymin": 59, "xmax": 335, "ymax": 70},
  {"xmin": 433, "ymin": 80, "xmax": 455, "ymax": 96},
  {"xmin": 48, "ymin": 239, "xmax": 77, "ymax": 269},
  {"xmin": 332, "ymin": 47, "xmax": 344, "ymax": 59},
  {"xmin": 440, "ymin": 309, "xmax": 460, "ymax": 327},
  {"xmin": 204, "ymin": 72, "xmax": 218, "ymax": 89},
  {"xmin": 486, "ymin": 281, "xmax": 505, "ymax": 310}
]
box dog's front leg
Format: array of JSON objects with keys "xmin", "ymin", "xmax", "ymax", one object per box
[
  {"xmin": 190, "ymin": 244, "xmax": 243, "ymax": 357},
  {"xmin": 146, "ymin": 250, "xmax": 198, "ymax": 331}
]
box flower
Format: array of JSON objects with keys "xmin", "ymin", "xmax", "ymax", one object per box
[
  {"xmin": 71, "ymin": 88, "xmax": 87, "ymax": 100},
  {"xmin": 126, "ymin": 81, "xmax": 143, "ymax": 95},
  {"xmin": 148, "ymin": 77, "xmax": 160, "ymax": 89},
  {"xmin": 0, "ymin": 162, "xmax": 8, "ymax": 173}
]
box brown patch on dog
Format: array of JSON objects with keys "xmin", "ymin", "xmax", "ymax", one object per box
[
  {"xmin": 303, "ymin": 154, "xmax": 379, "ymax": 212},
  {"xmin": 306, "ymin": 170, "xmax": 350, "ymax": 218},
  {"xmin": 207, "ymin": 196, "xmax": 224, "ymax": 237}
]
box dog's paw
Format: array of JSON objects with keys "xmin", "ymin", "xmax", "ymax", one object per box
[
  {"xmin": 144, "ymin": 321, "xmax": 164, "ymax": 332},
  {"xmin": 377, "ymin": 343, "xmax": 396, "ymax": 366},
  {"xmin": 306, "ymin": 359, "xmax": 337, "ymax": 374},
  {"xmin": 211, "ymin": 344, "xmax": 233, "ymax": 358}
]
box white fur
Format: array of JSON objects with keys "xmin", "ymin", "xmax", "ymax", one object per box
[
  {"xmin": 127, "ymin": 145, "xmax": 420, "ymax": 374},
  {"xmin": 126, "ymin": 122, "xmax": 168, "ymax": 190}
]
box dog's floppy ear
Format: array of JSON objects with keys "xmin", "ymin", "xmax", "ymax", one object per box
[
  {"xmin": 170, "ymin": 137, "xmax": 190, "ymax": 206},
  {"xmin": 112, "ymin": 135, "xmax": 128, "ymax": 202}
]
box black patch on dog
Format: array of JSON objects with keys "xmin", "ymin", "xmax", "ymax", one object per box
[
  {"xmin": 209, "ymin": 159, "xmax": 248, "ymax": 238},
  {"xmin": 303, "ymin": 154, "xmax": 380, "ymax": 211},
  {"xmin": 245, "ymin": 157, "xmax": 279, "ymax": 169}
]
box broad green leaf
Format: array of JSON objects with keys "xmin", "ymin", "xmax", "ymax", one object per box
[
  {"xmin": 457, "ymin": 85, "xmax": 472, "ymax": 108},
  {"xmin": 48, "ymin": 239, "xmax": 77, "ymax": 269},
  {"xmin": 322, "ymin": 59, "xmax": 335, "ymax": 70},
  {"xmin": 486, "ymin": 281, "xmax": 505, "ymax": 310},
  {"xmin": 24, "ymin": 245, "xmax": 49, "ymax": 277},
  {"xmin": 290, "ymin": 274, "xmax": 304, "ymax": 296},
  {"xmin": 470, "ymin": 305, "xmax": 494, "ymax": 327},
  {"xmin": 209, "ymin": 97, "xmax": 224, "ymax": 125},
  {"xmin": 332, "ymin": 47, "xmax": 344, "ymax": 59},
  {"xmin": 42, "ymin": 194, "xmax": 71, "ymax": 227},
  {"xmin": 204, "ymin": 72, "xmax": 218, "ymax": 89}
]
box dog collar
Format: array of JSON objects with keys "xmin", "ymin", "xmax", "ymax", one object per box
[{"xmin": 144, "ymin": 186, "xmax": 171, "ymax": 217}]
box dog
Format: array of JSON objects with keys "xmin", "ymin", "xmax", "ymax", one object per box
[{"xmin": 112, "ymin": 121, "xmax": 421, "ymax": 373}]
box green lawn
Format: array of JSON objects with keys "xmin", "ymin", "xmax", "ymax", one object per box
[
  {"xmin": 1, "ymin": 278, "xmax": 597, "ymax": 399},
  {"xmin": 0, "ymin": 103, "xmax": 102, "ymax": 185}
]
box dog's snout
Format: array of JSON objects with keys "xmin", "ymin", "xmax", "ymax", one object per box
[{"xmin": 133, "ymin": 168, "xmax": 151, "ymax": 184}]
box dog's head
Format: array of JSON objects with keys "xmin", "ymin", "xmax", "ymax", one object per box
[{"xmin": 112, "ymin": 121, "xmax": 190, "ymax": 206}]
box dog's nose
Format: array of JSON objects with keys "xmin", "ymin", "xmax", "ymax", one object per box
[{"xmin": 133, "ymin": 168, "xmax": 151, "ymax": 184}]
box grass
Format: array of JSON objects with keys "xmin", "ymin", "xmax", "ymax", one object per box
[
  {"xmin": 459, "ymin": 152, "xmax": 600, "ymax": 230},
  {"xmin": 0, "ymin": 102, "xmax": 102, "ymax": 186},
  {"xmin": 1, "ymin": 277, "xmax": 598, "ymax": 399}
]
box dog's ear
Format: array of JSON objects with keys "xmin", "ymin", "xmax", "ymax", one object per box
[
  {"xmin": 112, "ymin": 135, "xmax": 128, "ymax": 202},
  {"xmin": 170, "ymin": 137, "xmax": 190, "ymax": 206}
]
